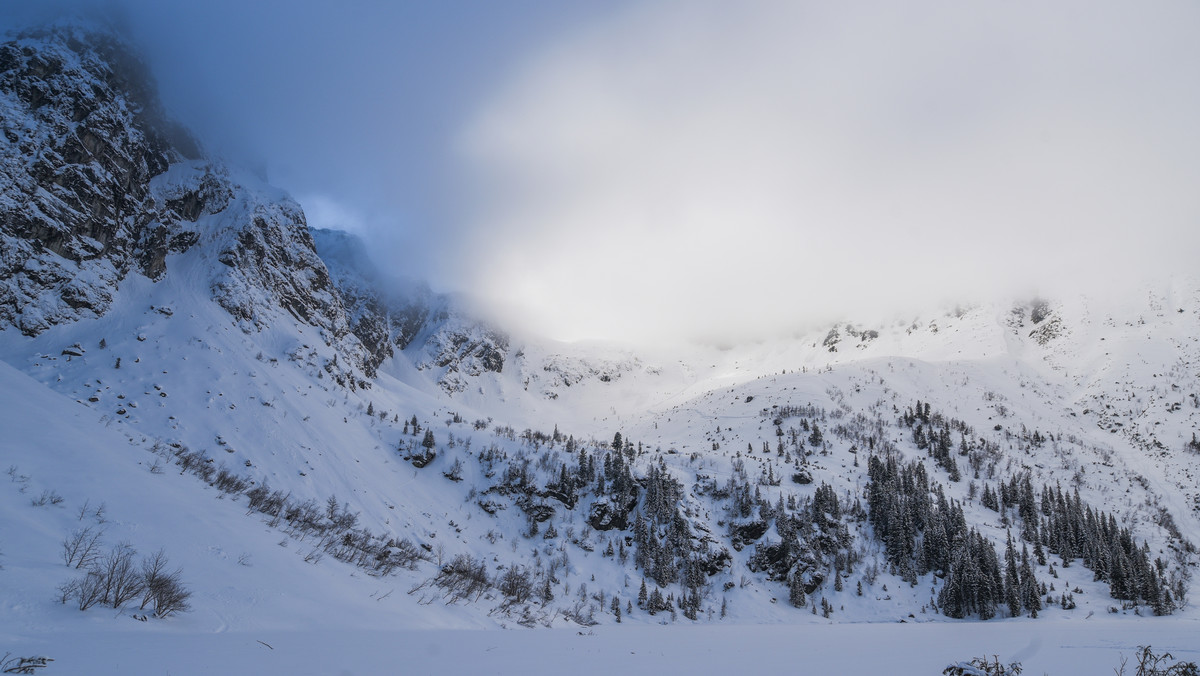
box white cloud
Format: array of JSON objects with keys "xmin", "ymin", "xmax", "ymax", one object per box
[{"xmin": 453, "ymin": 0, "xmax": 1200, "ymax": 344}]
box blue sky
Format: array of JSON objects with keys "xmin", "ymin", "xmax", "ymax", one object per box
[{"xmin": 4, "ymin": 2, "xmax": 1199, "ymax": 344}]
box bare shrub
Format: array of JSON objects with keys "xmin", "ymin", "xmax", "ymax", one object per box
[
  {"xmin": 30, "ymin": 489, "xmax": 63, "ymax": 507},
  {"xmin": 390, "ymin": 539, "xmax": 428, "ymax": 569},
  {"xmin": 1117, "ymin": 645, "xmax": 1199, "ymax": 676},
  {"xmin": 0, "ymin": 653, "xmax": 54, "ymax": 673},
  {"xmin": 943, "ymin": 656, "xmax": 1022, "ymax": 676},
  {"xmin": 61, "ymin": 526, "xmax": 105, "ymax": 569},
  {"xmin": 246, "ymin": 483, "xmax": 289, "ymax": 516},
  {"xmin": 431, "ymin": 554, "xmax": 491, "ymax": 603},
  {"xmin": 149, "ymin": 572, "xmax": 191, "ymax": 618},
  {"xmin": 140, "ymin": 550, "xmax": 191, "ymax": 618},
  {"xmin": 499, "ymin": 565, "xmax": 534, "ymax": 604},
  {"xmin": 72, "ymin": 570, "xmax": 106, "ymax": 611},
  {"xmin": 62, "ymin": 545, "xmax": 190, "ymax": 618},
  {"xmin": 54, "ymin": 578, "xmax": 78, "ymax": 605},
  {"xmin": 214, "ymin": 466, "xmax": 249, "ymax": 494},
  {"xmin": 98, "ymin": 543, "xmax": 144, "ymax": 608}
]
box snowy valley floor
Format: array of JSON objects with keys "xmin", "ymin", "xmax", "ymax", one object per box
[{"xmin": 2, "ymin": 617, "xmax": 1197, "ymax": 675}]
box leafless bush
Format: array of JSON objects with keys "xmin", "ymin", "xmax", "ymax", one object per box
[
  {"xmin": 148, "ymin": 572, "xmax": 191, "ymax": 618},
  {"xmin": 246, "ymin": 483, "xmax": 289, "ymax": 516},
  {"xmin": 375, "ymin": 538, "xmax": 427, "ymax": 575},
  {"xmin": 443, "ymin": 458, "xmax": 464, "ymax": 482},
  {"xmin": 71, "ymin": 570, "xmax": 106, "ymax": 611},
  {"xmin": 193, "ymin": 460, "xmax": 215, "ymax": 483},
  {"xmin": 1, "ymin": 652, "xmax": 54, "ymax": 673},
  {"xmin": 30, "ymin": 489, "xmax": 63, "ymax": 507},
  {"xmin": 284, "ymin": 498, "xmax": 321, "ymax": 533},
  {"xmin": 174, "ymin": 446, "xmax": 206, "ymax": 474},
  {"xmin": 943, "ymin": 656, "xmax": 1022, "ymax": 676},
  {"xmin": 98, "ymin": 543, "xmax": 144, "ymax": 608},
  {"xmin": 214, "ymin": 466, "xmax": 249, "ymax": 494},
  {"xmin": 62, "ymin": 545, "xmax": 191, "ymax": 617},
  {"xmin": 54, "ymin": 578, "xmax": 78, "ymax": 605},
  {"xmin": 1116, "ymin": 645, "xmax": 1199, "ymax": 676},
  {"xmin": 61, "ymin": 526, "xmax": 105, "ymax": 569},
  {"xmin": 140, "ymin": 549, "xmax": 191, "ymax": 618},
  {"xmin": 431, "ymin": 554, "xmax": 491, "ymax": 603},
  {"xmin": 325, "ymin": 496, "xmax": 359, "ymax": 532},
  {"xmin": 499, "ymin": 565, "xmax": 534, "ymax": 604},
  {"xmin": 562, "ymin": 598, "xmax": 598, "ymax": 626}
]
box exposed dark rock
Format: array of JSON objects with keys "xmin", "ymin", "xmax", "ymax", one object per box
[
  {"xmin": 823, "ymin": 327, "xmax": 840, "ymax": 352},
  {"xmin": 311, "ymin": 227, "xmax": 510, "ymax": 386},
  {"xmin": 477, "ymin": 500, "xmax": 503, "ymax": 515},
  {"xmin": 732, "ymin": 519, "xmax": 769, "ymax": 548},
  {"xmin": 587, "ymin": 488, "xmax": 638, "ymax": 531},
  {"xmin": 702, "ymin": 548, "xmax": 732, "ymax": 576},
  {"xmin": 519, "ymin": 501, "xmax": 555, "ymax": 523},
  {"xmin": 747, "ymin": 542, "xmax": 789, "ymax": 579},
  {"xmin": 791, "ymin": 469, "xmax": 814, "ymax": 485},
  {"xmin": 0, "ymin": 23, "xmax": 203, "ymax": 334},
  {"xmin": 540, "ymin": 487, "xmax": 577, "ymax": 511},
  {"xmin": 1030, "ymin": 298, "xmax": 1051, "ymax": 325}
]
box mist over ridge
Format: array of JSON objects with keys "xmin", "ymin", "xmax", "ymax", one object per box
[{"xmin": 3, "ymin": 1, "xmax": 1197, "ymax": 346}]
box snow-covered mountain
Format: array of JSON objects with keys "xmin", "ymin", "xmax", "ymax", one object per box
[{"xmin": 2, "ymin": 19, "xmax": 1199, "ymax": 674}]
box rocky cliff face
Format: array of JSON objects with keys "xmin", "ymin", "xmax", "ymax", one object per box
[
  {"xmin": 415, "ymin": 309, "xmax": 510, "ymax": 392},
  {"xmin": 311, "ymin": 228, "xmax": 433, "ymax": 376},
  {"xmin": 0, "ymin": 22, "xmax": 372, "ymax": 383},
  {"xmin": 0, "ymin": 21, "xmax": 203, "ymax": 335},
  {"xmin": 313, "ymin": 228, "xmax": 509, "ymax": 387},
  {"xmin": 1, "ymin": 20, "xmax": 516, "ymax": 394}
]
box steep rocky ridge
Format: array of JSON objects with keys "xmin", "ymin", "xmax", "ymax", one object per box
[
  {"xmin": 0, "ymin": 22, "xmax": 379, "ymax": 387},
  {"xmin": 0, "ymin": 20, "xmax": 626, "ymax": 399},
  {"xmin": 312, "ymin": 227, "xmax": 509, "ymax": 386},
  {"xmin": 0, "ymin": 21, "xmax": 201, "ymax": 334}
]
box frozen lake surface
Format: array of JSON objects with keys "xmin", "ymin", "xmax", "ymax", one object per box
[{"xmin": 9, "ymin": 616, "xmax": 1198, "ymax": 675}]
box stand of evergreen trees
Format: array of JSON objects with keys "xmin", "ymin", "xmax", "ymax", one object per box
[
  {"xmin": 900, "ymin": 400, "xmax": 966, "ymax": 482},
  {"xmin": 866, "ymin": 453, "xmax": 1041, "ymax": 619},
  {"xmin": 868, "ymin": 449, "xmax": 1183, "ymax": 618},
  {"xmin": 988, "ymin": 474, "xmax": 1182, "ymax": 615}
]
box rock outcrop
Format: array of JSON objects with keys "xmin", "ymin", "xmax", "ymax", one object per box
[
  {"xmin": 0, "ymin": 21, "xmax": 202, "ymax": 335},
  {"xmin": 312, "ymin": 228, "xmax": 509, "ymax": 386},
  {"xmin": 1, "ymin": 20, "xmax": 513, "ymax": 394}
]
